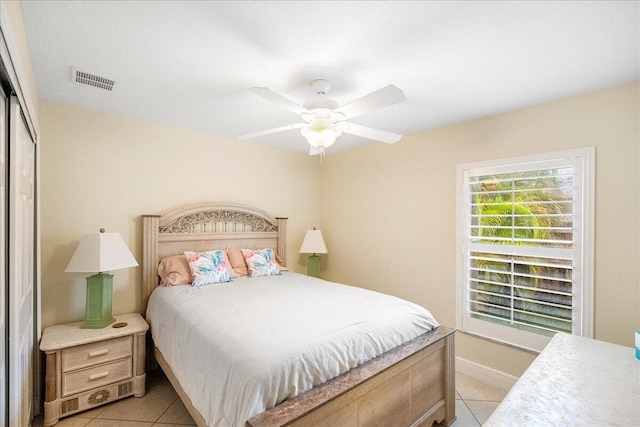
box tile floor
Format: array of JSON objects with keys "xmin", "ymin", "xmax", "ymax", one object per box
[
  {"xmin": 443, "ymin": 372, "xmax": 510, "ymax": 427},
  {"xmin": 33, "ymin": 370, "xmax": 509, "ymax": 427}
]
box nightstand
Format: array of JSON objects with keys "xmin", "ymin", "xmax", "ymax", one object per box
[{"xmin": 39, "ymin": 313, "xmax": 148, "ymax": 426}]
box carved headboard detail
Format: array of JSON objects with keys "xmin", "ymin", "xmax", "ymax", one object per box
[{"xmin": 159, "ymin": 210, "xmax": 278, "ymax": 234}]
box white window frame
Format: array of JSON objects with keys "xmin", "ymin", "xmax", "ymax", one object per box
[{"xmin": 456, "ymin": 148, "xmax": 595, "ymax": 352}]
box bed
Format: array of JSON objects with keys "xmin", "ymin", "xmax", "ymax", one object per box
[{"xmin": 142, "ymin": 202, "xmax": 456, "ymax": 427}]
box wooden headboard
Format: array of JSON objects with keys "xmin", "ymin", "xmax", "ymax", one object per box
[{"xmin": 141, "ymin": 202, "xmax": 287, "ymax": 314}]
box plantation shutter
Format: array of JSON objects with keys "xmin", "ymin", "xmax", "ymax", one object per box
[{"xmin": 457, "ymin": 150, "xmax": 594, "ymax": 352}]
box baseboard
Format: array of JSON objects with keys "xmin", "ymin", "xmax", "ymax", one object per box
[{"xmin": 455, "ymin": 357, "xmax": 519, "ymax": 391}]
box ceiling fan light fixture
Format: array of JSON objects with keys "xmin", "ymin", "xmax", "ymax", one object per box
[
  {"xmin": 244, "ymin": 80, "xmax": 406, "ymax": 155},
  {"xmin": 300, "ymin": 119, "xmax": 342, "ymax": 148}
]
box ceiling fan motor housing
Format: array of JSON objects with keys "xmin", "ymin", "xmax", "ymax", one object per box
[
  {"xmin": 311, "ymin": 79, "xmax": 331, "ymax": 94},
  {"xmin": 303, "ymin": 79, "xmax": 339, "ymax": 120}
]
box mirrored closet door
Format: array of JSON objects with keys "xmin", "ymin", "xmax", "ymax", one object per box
[
  {"xmin": 0, "ymin": 83, "xmax": 7, "ymax": 427},
  {"xmin": 8, "ymin": 94, "xmax": 36, "ymax": 427}
]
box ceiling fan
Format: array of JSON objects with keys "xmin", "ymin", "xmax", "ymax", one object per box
[{"xmin": 239, "ymin": 79, "xmax": 406, "ymax": 156}]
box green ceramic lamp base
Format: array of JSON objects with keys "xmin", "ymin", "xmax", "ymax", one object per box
[
  {"xmin": 307, "ymin": 254, "xmax": 321, "ymax": 278},
  {"xmin": 81, "ymin": 273, "xmax": 116, "ymax": 329}
]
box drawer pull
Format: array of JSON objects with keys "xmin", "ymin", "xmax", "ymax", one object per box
[
  {"xmin": 89, "ymin": 371, "xmax": 109, "ymax": 381},
  {"xmin": 88, "ymin": 349, "xmax": 109, "ymax": 357}
]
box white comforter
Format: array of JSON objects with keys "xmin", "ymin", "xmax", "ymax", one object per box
[{"xmin": 146, "ymin": 272, "xmax": 439, "ymax": 426}]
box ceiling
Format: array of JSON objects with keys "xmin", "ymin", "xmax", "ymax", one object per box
[{"xmin": 20, "ymin": 1, "xmax": 639, "ymax": 154}]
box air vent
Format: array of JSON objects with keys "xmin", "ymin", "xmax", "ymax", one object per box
[
  {"xmin": 71, "ymin": 67, "xmax": 116, "ymax": 91},
  {"xmin": 61, "ymin": 398, "xmax": 79, "ymax": 414},
  {"xmin": 118, "ymin": 382, "xmax": 132, "ymax": 396}
]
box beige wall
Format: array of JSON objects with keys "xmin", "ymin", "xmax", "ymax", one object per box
[
  {"xmin": 40, "ymin": 102, "xmax": 322, "ymax": 329},
  {"xmin": 320, "ymin": 82, "xmax": 640, "ymax": 376}
]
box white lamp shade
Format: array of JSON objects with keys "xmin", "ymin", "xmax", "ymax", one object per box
[
  {"xmin": 66, "ymin": 232, "xmax": 138, "ymax": 273},
  {"xmin": 299, "ymin": 229, "xmax": 328, "ymax": 254}
]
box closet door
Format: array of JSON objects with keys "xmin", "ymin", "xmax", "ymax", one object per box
[
  {"xmin": 0, "ymin": 85, "xmax": 7, "ymax": 426},
  {"xmin": 8, "ymin": 96, "xmax": 35, "ymax": 426}
]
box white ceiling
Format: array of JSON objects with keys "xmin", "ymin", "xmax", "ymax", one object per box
[{"xmin": 21, "ymin": 1, "xmax": 639, "ymax": 154}]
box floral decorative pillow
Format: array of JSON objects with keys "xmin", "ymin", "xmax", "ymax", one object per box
[
  {"xmin": 241, "ymin": 248, "xmax": 281, "ymax": 277},
  {"xmin": 184, "ymin": 250, "xmax": 232, "ymax": 286}
]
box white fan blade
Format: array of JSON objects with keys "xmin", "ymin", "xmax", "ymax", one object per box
[
  {"xmin": 342, "ymin": 122, "xmax": 402, "ymax": 144},
  {"xmin": 249, "ymin": 87, "xmax": 311, "ymax": 117},
  {"xmin": 334, "ymin": 85, "xmax": 405, "ymax": 120},
  {"xmin": 238, "ymin": 122, "xmax": 305, "ymax": 140}
]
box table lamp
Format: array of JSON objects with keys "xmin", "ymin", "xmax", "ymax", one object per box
[
  {"xmin": 299, "ymin": 228, "xmax": 328, "ymax": 278},
  {"xmin": 65, "ymin": 228, "xmax": 138, "ymax": 328}
]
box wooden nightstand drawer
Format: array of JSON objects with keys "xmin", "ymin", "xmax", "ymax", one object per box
[
  {"xmin": 62, "ymin": 336, "xmax": 132, "ymax": 372},
  {"xmin": 62, "ymin": 358, "xmax": 132, "ymax": 397}
]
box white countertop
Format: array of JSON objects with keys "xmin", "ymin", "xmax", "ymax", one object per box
[{"xmin": 484, "ymin": 333, "xmax": 639, "ymax": 427}]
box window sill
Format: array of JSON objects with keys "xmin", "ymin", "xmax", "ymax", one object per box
[{"xmin": 457, "ymin": 329, "xmax": 542, "ymax": 355}]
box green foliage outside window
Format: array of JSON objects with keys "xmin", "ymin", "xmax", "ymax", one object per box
[{"xmin": 469, "ymin": 169, "xmax": 574, "ymax": 334}]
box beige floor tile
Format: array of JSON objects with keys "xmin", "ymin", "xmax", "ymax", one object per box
[
  {"xmin": 77, "ymin": 404, "xmax": 109, "ymax": 419},
  {"xmin": 436, "ymin": 400, "xmax": 480, "ymax": 427},
  {"xmin": 85, "ymin": 420, "xmax": 154, "ymax": 427},
  {"xmin": 153, "ymin": 424, "xmax": 196, "ymax": 427},
  {"xmin": 465, "ymin": 400, "xmax": 501, "ymax": 425},
  {"xmin": 32, "ymin": 415, "xmax": 92, "ymax": 427},
  {"xmin": 156, "ymin": 398, "xmax": 196, "ymax": 425},
  {"xmin": 96, "ymin": 395, "xmax": 177, "ymax": 423},
  {"xmin": 455, "ymin": 372, "xmax": 509, "ymax": 402}
]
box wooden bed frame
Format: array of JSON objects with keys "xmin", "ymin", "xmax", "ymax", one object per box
[{"xmin": 142, "ymin": 202, "xmax": 456, "ymax": 427}]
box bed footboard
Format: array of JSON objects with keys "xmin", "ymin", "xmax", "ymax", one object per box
[{"xmin": 249, "ymin": 326, "xmax": 456, "ymax": 427}]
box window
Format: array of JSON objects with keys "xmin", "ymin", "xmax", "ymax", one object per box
[{"xmin": 457, "ymin": 148, "xmax": 594, "ymax": 352}]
